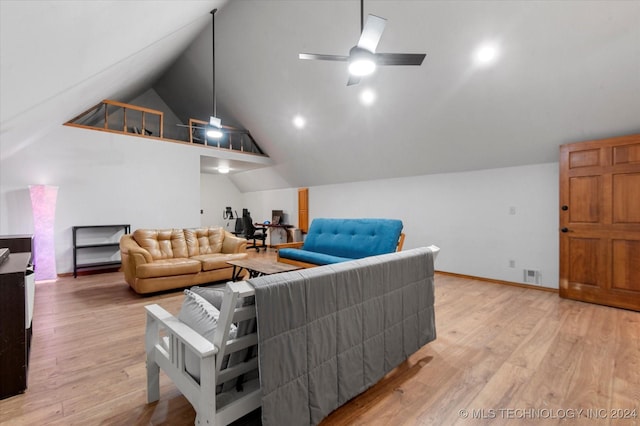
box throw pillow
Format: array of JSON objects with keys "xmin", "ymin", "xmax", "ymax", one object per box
[
  {"xmin": 178, "ymin": 289, "xmax": 236, "ymax": 382},
  {"xmin": 190, "ymin": 286, "xmax": 225, "ymax": 310}
]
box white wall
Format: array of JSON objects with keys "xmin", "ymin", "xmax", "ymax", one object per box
[
  {"xmin": 240, "ymin": 188, "xmax": 298, "ymax": 226},
  {"xmin": 1, "ymin": 125, "xmax": 204, "ymax": 274},
  {"xmin": 128, "ymin": 88, "xmax": 187, "ymax": 141},
  {"xmin": 237, "ymin": 163, "xmax": 560, "ymax": 289},
  {"xmin": 200, "ymin": 173, "xmax": 243, "ymax": 230}
]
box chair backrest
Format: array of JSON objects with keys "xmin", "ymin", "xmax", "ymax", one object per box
[
  {"xmin": 213, "ymin": 281, "xmax": 258, "ymax": 390},
  {"xmin": 234, "ymin": 218, "xmax": 245, "ymax": 235},
  {"xmin": 242, "ymin": 216, "xmax": 256, "ymax": 238}
]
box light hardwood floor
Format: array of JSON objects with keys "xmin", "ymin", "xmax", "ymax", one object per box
[{"xmin": 1, "ymin": 250, "xmax": 638, "ymax": 425}]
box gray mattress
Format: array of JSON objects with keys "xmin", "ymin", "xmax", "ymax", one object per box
[{"xmin": 248, "ymin": 246, "xmax": 436, "ymax": 425}]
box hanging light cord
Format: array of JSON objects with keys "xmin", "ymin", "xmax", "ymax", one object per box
[{"xmin": 211, "ymin": 8, "xmax": 217, "ymax": 119}]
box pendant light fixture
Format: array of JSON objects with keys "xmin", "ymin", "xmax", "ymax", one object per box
[{"xmin": 207, "ymin": 8, "xmax": 223, "ymax": 139}]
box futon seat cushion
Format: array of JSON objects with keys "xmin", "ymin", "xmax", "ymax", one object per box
[
  {"xmin": 136, "ymin": 258, "xmax": 202, "ymax": 278},
  {"xmin": 277, "ymin": 248, "xmax": 353, "ymax": 266},
  {"xmin": 191, "ymin": 253, "xmax": 248, "ymax": 271}
]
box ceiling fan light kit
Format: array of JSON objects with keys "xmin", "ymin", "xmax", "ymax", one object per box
[
  {"xmin": 206, "ymin": 127, "xmax": 223, "ymax": 138},
  {"xmin": 207, "ymin": 116, "xmax": 223, "ymax": 138},
  {"xmin": 299, "ymin": 0, "xmax": 426, "ymax": 86},
  {"xmin": 348, "ymin": 47, "xmax": 376, "ymax": 76}
]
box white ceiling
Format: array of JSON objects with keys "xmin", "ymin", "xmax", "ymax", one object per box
[{"xmin": 2, "ymin": 1, "xmax": 639, "ymax": 192}]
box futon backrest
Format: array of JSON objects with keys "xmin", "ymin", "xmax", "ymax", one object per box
[{"xmin": 303, "ymin": 218, "xmax": 403, "ymax": 259}]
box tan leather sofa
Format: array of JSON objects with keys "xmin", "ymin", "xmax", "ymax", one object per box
[{"xmin": 120, "ymin": 227, "xmax": 248, "ymax": 294}]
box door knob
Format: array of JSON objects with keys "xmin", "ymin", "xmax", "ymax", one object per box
[
  {"xmin": 561, "ymin": 205, "xmax": 568, "ymax": 211},
  {"xmin": 561, "ymin": 227, "xmax": 569, "ymax": 233}
]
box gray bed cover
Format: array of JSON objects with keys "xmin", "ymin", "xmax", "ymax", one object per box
[{"xmin": 248, "ymin": 247, "xmax": 436, "ymax": 425}]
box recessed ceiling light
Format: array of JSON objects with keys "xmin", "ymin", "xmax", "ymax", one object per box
[
  {"xmin": 218, "ymin": 166, "xmax": 230, "ymax": 174},
  {"xmin": 360, "ymin": 88, "xmax": 376, "ymax": 106},
  {"xmin": 474, "ymin": 43, "xmax": 499, "ymax": 66},
  {"xmin": 293, "ymin": 115, "xmax": 306, "ymax": 129}
]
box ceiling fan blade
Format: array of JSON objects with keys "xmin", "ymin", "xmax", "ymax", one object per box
[
  {"xmin": 299, "ymin": 53, "xmax": 349, "ymax": 62},
  {"xmin": 375, "ymin": 52, "xmax": 426, "ymax": 66},
  {"xmin": 357, "ymin": 14, "xmax": 386, "ymax": 53},
  {"xmin": 347, "ymin": 74, "xmax": 361, "ymax": 86},
  {"xmin": 177, "ymin": 123, "xmax": 206, "ymax": 129},
  {"xmin": 177, "ymin": 123, "xmax": 251, "ymax": 134}
]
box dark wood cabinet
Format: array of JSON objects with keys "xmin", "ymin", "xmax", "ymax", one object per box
[
  {"xmin": 0, "ymin": 252, "xmax": 33, "ymax": 399},
  {"xmin": 0, "ymin": 234, "xmax": 34, "ymax": 263}
]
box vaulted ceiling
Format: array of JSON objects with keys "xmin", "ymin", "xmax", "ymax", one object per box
[{"xmin": 2, "ymin": 1, "xmax": 639, "ymax": 193}]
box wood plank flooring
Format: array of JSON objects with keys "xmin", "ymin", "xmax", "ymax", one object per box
[{"xmin": 1, "ymin": 249, "xmax": 638, "ymax": 425}]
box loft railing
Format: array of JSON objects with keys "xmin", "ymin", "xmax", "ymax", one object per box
[
  {"xmin": 65, "ymin": 99, "xmax": 266, "ymax": 156},
  {"xmin": 187, "ymin": 118, "xmax": 264, "ymax": 154}
]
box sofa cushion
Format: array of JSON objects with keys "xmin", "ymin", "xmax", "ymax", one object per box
[
  {"xmin": 277, "ymin": 248, "xmax": 353, "ymax": 266},
  {"xmin": 136, "ymin": 258, "xmax": 202, "ymax": 278},
  {"xmin": 133, "ymin": 229, "xmax": 189, "ymax": 259},
  {"xmin": 185, "ymin": 227, "xmax": 225, "ymax": 256},
  {"xmin": 302, "ymin": 218, "xmax": 403, "ymax": 259},
  {"xmin": 191, "ymin": 252, "xmax": 248, "ymax": 271}
]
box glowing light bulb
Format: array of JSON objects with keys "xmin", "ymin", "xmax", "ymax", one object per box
[
  {"xmin": 348, "ymin": 58, "xmax": 376, "ymax": 76},
  {"xmin": 474, "ymin": 43, "xmax": 499, "ymax": 66},
  {"xmin": 360, "ymin": 88, "xmax": 376, "ymax": 105},
  {"xmin": 293, "ymin": 115, "xmax": 306, "ymax": 129}
]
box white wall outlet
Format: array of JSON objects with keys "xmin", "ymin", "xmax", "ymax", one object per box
[
  {"xmin": 509, "ymin": 259, "xmax": 516, "ymax": 268},
  {"xmin": 523, "ymin": 269, "xmax": 540, "ymax": 284},
  {"xmin": 509, "ymin": 206, "xmax": 516, "ymax": 215}
]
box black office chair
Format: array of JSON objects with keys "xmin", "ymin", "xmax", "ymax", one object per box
[{"xmin": 242, "ymin": 216, "xmax": 267, "ymax": 252}]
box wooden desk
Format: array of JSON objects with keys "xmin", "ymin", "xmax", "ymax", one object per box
[{"xmin": 264, "ymin": 224, "xmax": 292, "ymax": 247}]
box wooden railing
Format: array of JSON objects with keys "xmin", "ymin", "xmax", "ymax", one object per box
[
  {"xmin": 65, "ymin": 100, "xmax": 266, "ymax": 156},
  {"xmin": 187, "ymin": 119, "xmax": 264, "ymax": 154},
  {"xmin": 67, "ymin": 99, "xmax": 164, "ymax": 138}
]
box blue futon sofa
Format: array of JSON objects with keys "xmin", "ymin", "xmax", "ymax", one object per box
[{"xmin": 277, "ymin": 218, "xmax": 405, "ymax": 268}]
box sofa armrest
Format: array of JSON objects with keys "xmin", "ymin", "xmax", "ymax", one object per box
[
  {"xmin": 222, "ymin": 231, "xmax": 248, "ymax": 254},
  {"xmin": 120, "ymin": 235, "xmax": 153, "ymax": 262},
  {"xmin": 397, "ymin": 233, "xmax": 405, "ymax": 251},
  {"xmin": 120, "ymin": 235, "xmax": 153, "ymax": 285},
  {"xmin": 274, "ymin": 242, "xmax": 304, "ymax": 249}
]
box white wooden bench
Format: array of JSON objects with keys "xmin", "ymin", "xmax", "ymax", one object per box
[{"xmin": 145, "ymin": 281, "xmax": 260, "ymax": 425}]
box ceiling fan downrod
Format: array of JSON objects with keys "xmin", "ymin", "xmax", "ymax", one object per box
[{"xmin": 208, "ymin": 8, "xmax": 223, "ymax": 138}]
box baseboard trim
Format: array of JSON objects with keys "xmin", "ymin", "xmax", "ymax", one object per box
[
  {"xmin": 435, "ymin": 270, "xmax": 558, "ymax": 293},
  {"xmin": 58, "ymin": 267, "xmax": 121, "ymax": 278}
]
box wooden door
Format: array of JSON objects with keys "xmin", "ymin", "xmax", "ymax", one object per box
[
  {"xmin": 298, "ymin": 188, "xmax": 309, "ymax": 233},
  {"xmin": 559, "ymin": 134, "xmax": 640, "ymax": 311}
]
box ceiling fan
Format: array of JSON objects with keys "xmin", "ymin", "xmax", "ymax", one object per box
[{"xmin": 299, "ymin": 0, "xmax": 426, "ymax": 86}]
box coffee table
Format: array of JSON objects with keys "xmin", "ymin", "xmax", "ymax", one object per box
[{"xmin": 227, "ymin": 258, "xmax": 302, "ymax": 281}]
